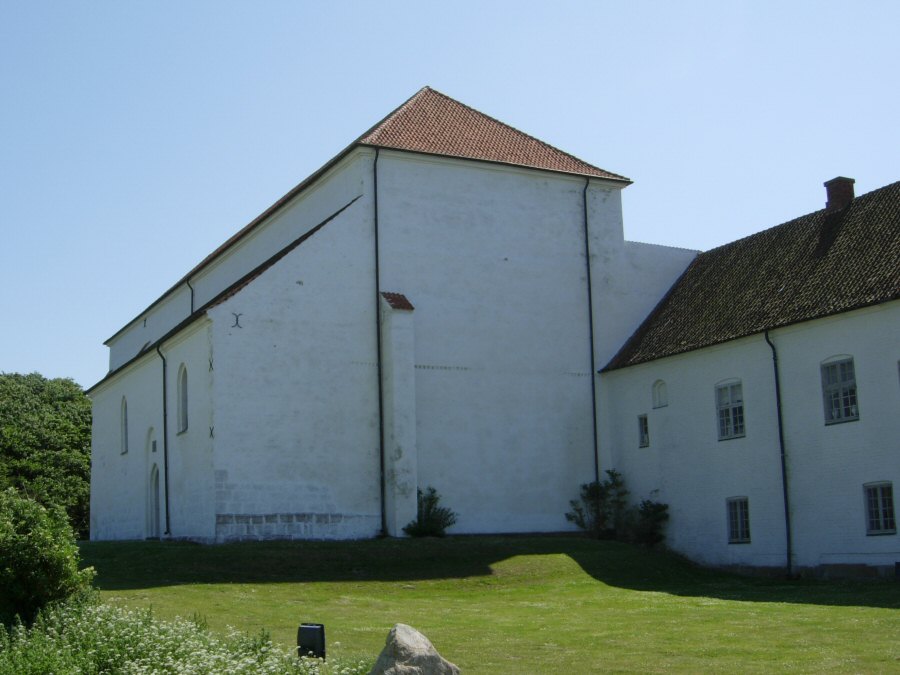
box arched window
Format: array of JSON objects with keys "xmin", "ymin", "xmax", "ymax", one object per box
[
  {"xmin": 120, "ymin": 396, "xmax": 129, "ymax": 454},
  {"xmin": 652, "ymin": 380, "xmax": 668, "ymax": 408},
  {"xmin": 177, "ymin": 364, "xmax": 188, "ymax": 433}
]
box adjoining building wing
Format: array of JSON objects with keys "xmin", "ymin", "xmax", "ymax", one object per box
[{"xmin": 605, "ymin": 178, "xmax": 900, "ymax": 371}]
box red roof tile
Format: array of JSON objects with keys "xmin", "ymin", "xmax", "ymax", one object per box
[
  {"xmin": 381, "ymin": 292, "xmax": 415, "ymax": 311},
  {"xmin": 359, "ymin": 87, "xmax": 629, "ymax": 182}
]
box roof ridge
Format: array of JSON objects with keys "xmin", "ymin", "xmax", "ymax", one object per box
[{"xmin": 700, "ymin": 178, "xmax": 900, "ymax": 255}]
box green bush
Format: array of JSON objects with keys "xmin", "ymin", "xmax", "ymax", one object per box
[
  {"xmin": 630, "ymin": 499, "xmax": 669, "ymax": 546},
  {"xmin": 565, "ymin": 470, "xmax": 629, "ymax": 539},
  {"xmin": 0, "ymin": 596, "xmax": 370, "ymax": 674},
  {"xmin": 403, "ymin": 486, "xmax": 458, "ymax": 537},
  {"xmin": 566, "ymin": 471, "xmax": 668, "ymax": 546},
  {"xmin": 0, "ymin": 488, "xmax": 94, "ymax": 626}
]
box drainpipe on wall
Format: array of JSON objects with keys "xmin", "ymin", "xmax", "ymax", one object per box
[
  {"xmin": 764, "ymin": 330, "xmax": 793, "ymax": 577},
  {"xmin": 186, "ymin": 279, "xmax": 195, "ymax": 313},
  {"xmin": 156, "ymin": 345, "xmax": 172, "ymax": 536},
  {"xmin": 373, "ymin": 148, "xmax": 388, "ymax": 537},
  {"xmin": 583, "ymin": 179, "xmax": 601, "ymax": 484}
]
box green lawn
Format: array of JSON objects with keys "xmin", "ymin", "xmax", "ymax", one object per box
[{"xmin": 80, "ymin": 536, "xmax": 900, "ymax": 674}]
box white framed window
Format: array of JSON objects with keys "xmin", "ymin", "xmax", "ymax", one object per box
[
  {"xmin": 652, "ymin": 380, "xmax": 668, "ymax": 408},
  {"xmin": 716, "ymin": 381, "xmax": 745, "ymax": 440},
  {"xmin": 864, "ymin": 483, "xmax": 896, "ymax": 535},
  {"xmin": 821, "ymin": 357, "xmax": 858, "ymax": 424},
  {"xmin": 638, "ymin": 414, "xmax": 649, "ymax": 447},
  {"xmin": 120, "ymin": 396, "xmax": 129, "ymax": 454},
  {"xmin": 727, "ymin": 497, "xmax": 751, "ymax": 543},
  {"xmin": 177, "ymin": 364, "xmax": 188, "ymax": 433}
]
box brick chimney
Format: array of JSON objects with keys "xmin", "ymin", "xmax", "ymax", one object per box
[{"xmin": 824, "ymin": 176, "xmax": 855, "ymax": 211}]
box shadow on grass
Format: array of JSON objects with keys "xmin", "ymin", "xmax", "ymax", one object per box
[{"xmin": 80, "ymin": 535, "xmax": 900, "ymax": 610}]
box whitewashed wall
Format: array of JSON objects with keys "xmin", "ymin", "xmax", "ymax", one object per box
[
  {"xmin": 207, "ymin": 192, "xmax": 381, "ymax": 541},
  {"xmin": 105, "ymin": 151, "xmax": 368, "ymax": 372},
  {"xmin": 93, "ymin": 148, "xmax": 698, "ymax": 543},
  {"xmin": 90, "ymin": 352, "xmax": 164, "ymax": 540},
  {"xmin": 601, "ymin": 301, "xmax": 900, "ymax": 572},
  {"xmin": 376, "ymin": 151, "xmax": 693, "ymax": 533},
  {"xmin": 773, "ymin": 303, "xmax": 900, "ymax": 570},
  {"xmin": 159, "ymin": 321, "xmax": 215, "ymax": 539}
]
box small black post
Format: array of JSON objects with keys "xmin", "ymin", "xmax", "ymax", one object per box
[{"xmin": 297, "ymin": 623, "xmax": 326, "ymax": 659}]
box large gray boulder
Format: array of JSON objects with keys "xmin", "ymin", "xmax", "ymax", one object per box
[{"xmin": 369, "ymin": 623, "xmax": 460, "ymax": 675}]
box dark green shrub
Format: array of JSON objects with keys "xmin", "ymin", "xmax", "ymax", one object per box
[
  {"xmin": 566, "ymin": 472, "xmax": 668, "ymax": 546},
  {"xmin": 565, "ymin": 470, "xmax": 630, "ymax": 539},
  {"xmin": 631, "ymin": 499, "xmax": 669, "ymax": 546},
  {"xmin": 0, "ymin": 488, "xmax": 94, "ymax": 626},
  {"xmin": 403, "ymin": 486, "xmax": 458, "ymax": 537}
]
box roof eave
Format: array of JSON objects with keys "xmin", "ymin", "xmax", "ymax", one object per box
[{"xmin": 358, "ymin": 142, "xmax": 632, "ymax": 185}]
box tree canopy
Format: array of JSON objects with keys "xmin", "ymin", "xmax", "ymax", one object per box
[{"xmin": 0, "ymin": 373, "xmax": 91, "ymax": 538}]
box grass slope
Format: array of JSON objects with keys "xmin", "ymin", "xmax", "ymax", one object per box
[{"xmin": 80, "ymin": 537, "xmax": 900, "ymax": 674}]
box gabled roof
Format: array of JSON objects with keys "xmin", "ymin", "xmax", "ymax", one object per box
[
  {"xmin": 105, "ymin": 87, "xmax": 626, "ymax": 345},
  {"xmin": 604, "ymin": 180, "xmax": 900, "ymax": 371},
  {"xmin": 359, "ymin": 87, "xmax": 629, "ymax": 182}
]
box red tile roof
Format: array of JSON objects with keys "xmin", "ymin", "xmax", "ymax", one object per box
[
  {"xmin": 604, "ymin": 180, "xmax": 900, "ymax": 371},
  {"xmin": 381, "ymin": 292, "xmax": 415, "ymax": 311},
  {"xmin": 359, "ymin": 87, "xmax": 629, "ymax": 182}
]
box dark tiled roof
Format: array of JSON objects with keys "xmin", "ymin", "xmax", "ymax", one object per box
[
  {"xmin": 359, "ymin": 87, "xmax": 629, "ymax": 182},
  {"xmin": 381, "ymin": 292, "xmax": 415, "ymax": 311},
  {"xmin": 605, "ymin": 181, "xmax": 900, "ymax": 371}
]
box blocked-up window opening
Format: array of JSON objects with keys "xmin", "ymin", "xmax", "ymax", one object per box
[
  {"xmin": 652, "ymin": 380, "xmax": 668, "ymax": 408},
  {"xmin": 177, "ymin": 365, "xmax": 188, "ymax": 433},
  {"xmin": 121, "ymin": 397, "xmax": 129, "ymax": 454}
]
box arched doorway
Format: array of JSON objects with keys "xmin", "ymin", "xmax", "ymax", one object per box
[{"xmin": 148, "ymin": 464, "xmax": 160, "ymax": 539}]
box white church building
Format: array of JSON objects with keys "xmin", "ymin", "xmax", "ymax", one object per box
[{"xmin": 89, "ymin": 87, "xmax": 899, "ymax": 576}]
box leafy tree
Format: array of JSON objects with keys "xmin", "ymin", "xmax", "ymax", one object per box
[
  {"xmin": 0, "ymin": 488, "xmax": 95, "ymax": 626},
  {"xmin": 0, "ymin": 373, "xmax": 91, "ymax": 537}
]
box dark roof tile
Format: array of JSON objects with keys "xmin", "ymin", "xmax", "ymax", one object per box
[{"xmin": 604, "ymin": 180, "xmax": 900, "ymax": 370}]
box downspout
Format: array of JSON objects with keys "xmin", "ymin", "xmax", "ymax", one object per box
[
  {"xmin": 764, "ymin": 330, "xmax": 793, "ymax": 577},
  {"xmin": 583, "ymin": 179, "xmax": 600, "ymax": 484},
  {"xmin": 186, "ymin": 279, "xmax": 195, "ymax": 313},
  {"xmin": 373, "ymin": 148, "xmax": 387, "ymax": 536},
  {"xmin": 155, "ymin": 345, "xmax": 172, "ymax": 536}
]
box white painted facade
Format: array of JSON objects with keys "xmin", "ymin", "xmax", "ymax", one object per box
[
  {"xmin": 90, "ymin": 148, "xmax": 696, "ymax": 543},
  {"xmin": 89, "ymin": 120, "xmax": 897, "ymax": 575},
  {"xmin": 600, "ymin": 301, "xmax": 900, "ymax": 573}
]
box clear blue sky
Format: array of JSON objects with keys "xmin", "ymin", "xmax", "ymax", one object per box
[{"xmin": 1, "ymin": 1, "xmax": 898, "ymax": 388}]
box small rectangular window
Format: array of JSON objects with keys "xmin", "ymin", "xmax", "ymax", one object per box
[
  {"xmin": 821, "ymin": 358, "xmax": 858, "ymax": 424},
  {"xmin": 727, "ymin": 497, "xmax": 751, "ymax": 543},
  {"xmin": 716, "ymin": 382, "xmax": 745, "ymax": 440},
  {"xmin": 638, "ymin": 414, "xmax": 649, "ymax": 447},
  {"xmin": 864, "ymin": 483, "xmax": 896, "ymax": 535}
]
